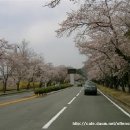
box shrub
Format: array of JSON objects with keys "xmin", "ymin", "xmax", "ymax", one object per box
[{"xmin": 34, "ymin": 83, "xmax": 72, "ymax": 96}]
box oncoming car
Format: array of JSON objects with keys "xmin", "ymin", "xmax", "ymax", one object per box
[{"xmin": 84, "ymin": 81, "xmax": 97, "ymax": 95}]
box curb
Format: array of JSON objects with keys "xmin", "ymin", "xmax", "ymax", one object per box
[{"xmin": 0, "ymin": 89, "xmax": 33, "ymax": 97}]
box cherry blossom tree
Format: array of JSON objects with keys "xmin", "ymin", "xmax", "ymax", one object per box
[
  {"xmin": 0, "ymin": 38, "xmax": 69, "ymax": 92},
  {"xmin": 47, "ymin": 0, "xmax": 130, "ymax": 92},
  {"xmin": 0, "ymin": 38, "xmax": 15, "ymax": 92},
  {"xmin": 44, "ymin": 0, "xmax": 78, "ymax": 8},
  {"xmin": 11, "ymin": 52, "xmax": 28, "ymax": 91},
  {"xmin": 55, "ymin": 65, "xmax": 68, "ymax": 83}
]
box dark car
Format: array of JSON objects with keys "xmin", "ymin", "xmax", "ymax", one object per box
[{"xmin": 84, "ymin": 81, "xmax": 97, "ymax": 95}]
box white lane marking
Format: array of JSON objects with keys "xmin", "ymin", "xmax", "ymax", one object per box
[
  {"xmin": 68, "ymin": 97, "xmax": 76, "ymax": 105},
  {"xmin": 79, "ymin": 87, "xmax": 83, "ymax": 93},
  {"xmin": 42, "ymin": 107, "xmax": 67, "ymax": 129},
  {"xmin": 76, "ymin": 93, "xmax": 79, "ymax": 97},
  {"xmin": 98, "ymin": 89, "xmax": 130, "ymax": 118}
]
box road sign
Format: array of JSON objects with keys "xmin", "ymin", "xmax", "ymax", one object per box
[{"xmin": 68, "ymin": 69, "xmax": 76, "ymax": 74}]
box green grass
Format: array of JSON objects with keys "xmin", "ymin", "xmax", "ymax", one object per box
[
  {"xmin": 97, "ymin": 85, "xmax": 130, "ymax": 107},
  {"xmin": 19, "ymin": 81, "xmax": 40, "ymax": 89},
  {"xmin": 0, "ymin": 88, "xmax": 33, "ymax": 96},
  {"xmin": 0, "ymin": 81, "xmax": 40, "ymax": 94}
]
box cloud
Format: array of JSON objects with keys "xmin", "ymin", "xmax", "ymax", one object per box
[
  {"xmin": 0, "ymin": 0, "xmax": 86, "ymax": 68},
  {"xmin": 23, "ymin": 21, "xmax": 57, "ymax": 44}
]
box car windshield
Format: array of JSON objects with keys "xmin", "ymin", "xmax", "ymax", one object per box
[
  {"xmin": 84, "ymin": 81, "xmax": 96, "ymax": 88},
  {"xmin": 85, "ymin": 81, "xmax": 96, "ymax": 85}
]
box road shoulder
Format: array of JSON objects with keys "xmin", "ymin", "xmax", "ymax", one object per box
[{"xmin": 97, "ymin": 85, "xmax": 130, "ymax": 114}]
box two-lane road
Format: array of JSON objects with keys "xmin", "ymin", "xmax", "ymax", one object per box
[{"xmin": 0, "ymin": 87, "xmax": 129, "ymax": 130}]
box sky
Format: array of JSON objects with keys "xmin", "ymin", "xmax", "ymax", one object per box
[{"xmin": 0, "ymin": 0, "xmax": 86, "ymax": 68}]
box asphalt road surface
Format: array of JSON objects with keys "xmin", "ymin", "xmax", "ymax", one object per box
[{"xmin": 0, "ymin": 87, "xmax": 130, "ymax": 130}]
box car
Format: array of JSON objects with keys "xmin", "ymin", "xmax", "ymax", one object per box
[
  {"xmin": 75, "ymin": 81, "xmax": 83, "ymax": 87},
  {"xmin": 84, "ymin": 81, "xmax": 97, "ymax": 95}
]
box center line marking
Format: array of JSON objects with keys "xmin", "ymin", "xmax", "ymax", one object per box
[
  {"xmin": 42, "ymin": 107, "xmax": 67, "ymax": 129},
  {"xmin": 0, "ymin": 95, "xmax": 37, "ymax": 107},
  {"xmin": 76, "ymin": 93, "xmax": 79, "ymax": 96},
  {"xmin": 68, "ymin": 97, "xmax": 76, "ymax": 105}
]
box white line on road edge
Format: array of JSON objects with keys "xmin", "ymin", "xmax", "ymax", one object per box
[
  {"xmin": 68, "ymin": 97, "xmax": 76, "ymax": 105},
  {"xmin": 98, "ymin": 89, "xmax": 130, "ymax": 118},
  {"xmin": 42, "ymin": 107, "xmax": 67, "ymax": 129}
]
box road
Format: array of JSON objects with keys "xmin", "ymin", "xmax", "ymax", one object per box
[{"xmin": 0, "ymin": 87, "xmax": 130, "ymax": 130}]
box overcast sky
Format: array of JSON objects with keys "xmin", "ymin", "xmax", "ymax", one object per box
[{"xmin": 0, "ymin": 0, "xmax": 86, "ymax": 68}]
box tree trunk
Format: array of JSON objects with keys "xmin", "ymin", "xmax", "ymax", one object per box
[
  {"xmin": 16, "ymin": 81, "xmax": 20, "ymax": 91},
  {"xmin": 128, "ymin": 86, "xmax": 130, "ymax": 93},
  {"xmin": 39, "ymin": 81, "xmax": 43, "ymax": 88},
  {"xmin": 128, "ymin": 66, "xmax": 130, "ymax": 93},
  {"xmin": 113, "ymin": 76, "xmax": 118, "ymax": 90},
  {"xmin": 121, "ymin": 85, "xmax": 126, "ymax": 92},
  {"xmin": 32, "ymin": 82, "xmax": 35, "ymax": 89},
  {"xmin": 3, "ymin": 80, "xmax": 7, "ymax": 93},
  {"xmin": 27, "ymin": 81, "xmax": 30, "ymax": 89},
  {"xmin": 32, "ymin": 77, "xmax": 35, "ymax": 89},
  {"xmin": 120, "ymin": 80, "xmax": 126, "ymax": 92}
]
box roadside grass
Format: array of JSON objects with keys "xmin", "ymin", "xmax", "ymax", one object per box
[
  {"xmin": 97, "ymin": 85, "xmax": 130, "ymax": 108},
  {"xmin": 19, "ymin": 81, "xmax": 40, "ymax": 89},
  {"xmin": 0, "ymin": 81, "xmax": 40, "ymax": 91},
  {"xmin": 0, "ymin": 89, "xmax": 33, "ymax": 96}
]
